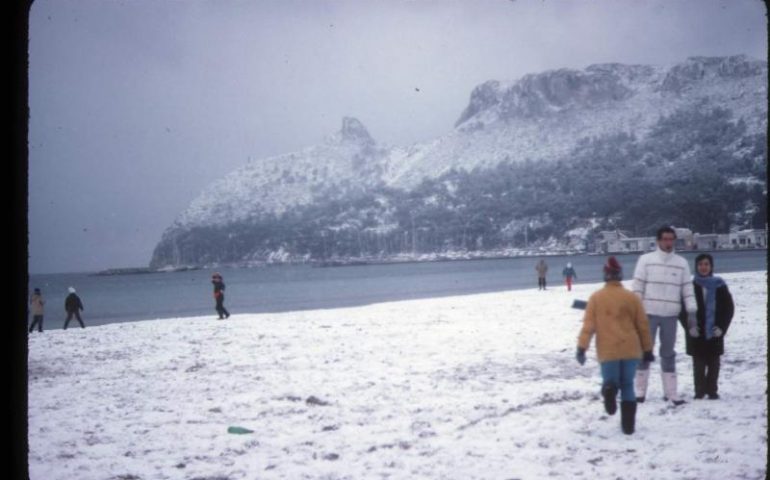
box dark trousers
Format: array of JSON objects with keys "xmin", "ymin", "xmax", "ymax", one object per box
[
  {"xmin": 538, "ymin": 278, "xmax": 547, "ymax": 290},
  {"xmin": 693, "ymin": 355, "xmax": 720, "ymax": 397},
  {"xmin": 216, "ymin": 295, "xmax": 230, "ymax": 319},
  {"xmin": 64, "ymin": 311, "xmax": 85, "ymax": 329},
  {"xmin": 30, "ymin": 315, "xmax": 44, "ymax": 332}
]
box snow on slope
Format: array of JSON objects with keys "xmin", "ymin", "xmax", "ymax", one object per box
[
  {"xmin": 172, "ymin": 56, "xmax": 766, "ymax": 227},
  {"xmin": 387, "ymin": 57, "xmax": 766, "ymax": 188},
  {"xmin": 176, "ymin": 117, "xmax": 391, "ymax": 228},
  {"xmin": 28, "ymin": 270, "xmax": 767, "ymax": 480}
]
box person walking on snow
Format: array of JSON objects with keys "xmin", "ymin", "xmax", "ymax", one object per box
[
  {"xmin": 677, "ymin": 253, "xmax": 734, "ymax": 400},
  {"xmin": 576, "ymin": 256, "xmax": 654, "ymax": 434},
  {"xmin": 212, "ymin": 272, "xmax": 230, "ymax": 320},
  {"xmin": 29, "ymin": 287, "xmax": 45, "ymax": 333},
  {"xmin": 631, "ymin": 226, "xmax": 696, "ymax": 406},
  {"xmin": 63, "ymin": 287, "xmax": 86, "ymax": 329},
  {"xmin": 562, "ymin": 262, "xmax": 578, "ymax": 291},
  {"xmin": 535, "ymin": 259, "xmax": 549, "ymax": 290}
]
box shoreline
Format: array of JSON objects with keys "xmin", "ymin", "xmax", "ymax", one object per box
[
  {"xmin": 67, "ymin": 247, "xmax": 768, "ymax": 276},
  {"xmin": 36, "ymin": 269, "xmax": 767, "ymax": 329}
]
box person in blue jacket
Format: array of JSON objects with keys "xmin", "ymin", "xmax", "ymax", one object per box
[{"xmin": 562, "ymin": 262, "xmax": 578, "ymax": 291}]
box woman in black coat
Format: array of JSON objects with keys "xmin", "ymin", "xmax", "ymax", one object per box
[{"xmin": 678, "ymin": 254, "xmax": 734, "ymax": 400}]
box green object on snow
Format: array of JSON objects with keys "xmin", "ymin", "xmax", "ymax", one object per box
[{"xmin": 227, "ymin": 426, "xmax": 254, "ymax": 434}]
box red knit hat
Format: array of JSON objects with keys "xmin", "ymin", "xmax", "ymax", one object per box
[{"xmin": 604, "ymin": 256, "xmax": 622, "ymax": 277}]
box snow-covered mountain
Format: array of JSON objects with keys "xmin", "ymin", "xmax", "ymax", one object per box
[
  {"xmin": 387, "ymin": 56, "xmax": 765, "ymax": 187},
  {"xmin": 176, "ymin": 117, "xmax": 390, "ymax": 228},
  {"xmin": 151, "ymin": 55, "xmax": 766, "ymax": 268}
]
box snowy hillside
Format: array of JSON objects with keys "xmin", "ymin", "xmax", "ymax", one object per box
[
  {"xmin": 151, "ymin": 55, "xmax": 767, "ymax": 268},
  {"xmin": 177, "ymin": 117, "xmax": 390, "ymax": 228},
  {"xmin": 173, "ymin": 55, "xmax": 766, "ymax": 228},
  {"xmin": 389, "ymin": 56, "xmax": 766, "ymax": 187},
  {"xmin": 28, "ymin": 271, "xmax": 767, "ymax": 479}
]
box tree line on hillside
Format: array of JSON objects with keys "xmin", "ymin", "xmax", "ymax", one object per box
[{"xmin": 150, "ymin": 103, "xmax": 767, "ymax": 268}]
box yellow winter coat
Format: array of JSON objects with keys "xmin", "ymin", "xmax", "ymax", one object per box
[{"xmin": 577, "ymin": 281, "xmax": 653, "ymax": 362}]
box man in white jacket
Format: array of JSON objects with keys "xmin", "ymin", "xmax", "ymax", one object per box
[{"xmin": 631, "ymin": 226, "xmax": 697, "ymax": 406}]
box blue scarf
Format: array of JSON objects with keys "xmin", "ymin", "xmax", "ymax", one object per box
[{"xmin": 693, "ymin": 274, "xmax": 725, "ymax": 340}]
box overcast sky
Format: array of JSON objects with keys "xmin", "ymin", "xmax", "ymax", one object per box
[{"xmin": 28, "ymin": 0, "xmax": 766, "ymax": 274}]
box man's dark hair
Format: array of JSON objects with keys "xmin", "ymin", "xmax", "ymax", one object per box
[{"xmin": 656, "ymin": 226, "xmax": 677, "ymax": 240}]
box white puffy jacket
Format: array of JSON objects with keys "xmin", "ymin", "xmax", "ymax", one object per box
[{"xmin": 631, "ymin": 248, "xmax": 696, "ymax": 317}]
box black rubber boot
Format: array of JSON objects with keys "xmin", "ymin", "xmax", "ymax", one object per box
[
  {"xmin": 602, "ymin": 383, "xmax": 618, "ymax": 415},
  {"xmin": 621, "ymin": 401, "xmax": 636, "ymax": 435}
]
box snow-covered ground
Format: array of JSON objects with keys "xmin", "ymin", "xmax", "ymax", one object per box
[{"xmin": 28, "ymin": 271, "xmax": 767, "ymax": 480}]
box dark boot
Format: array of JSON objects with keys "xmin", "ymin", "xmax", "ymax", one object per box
[
  {"xmin": 705, "ymin": 355, "xmax": 720, "ymax": 398},
  {"xmin": 620, "ymin": 401, "xmax": 636, "ymax": 435},
  {"xmin": 693, "ymin": 356, "xmax": 706, "ymax": 399},
  {"xmin": 602, "ymin": 383, "xmax": 618, "ymax": 415}
]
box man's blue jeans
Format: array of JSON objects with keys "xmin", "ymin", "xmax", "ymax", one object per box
[{"xmin": 600, "ymin": 359, "xmax": 640, "ymax": 401}]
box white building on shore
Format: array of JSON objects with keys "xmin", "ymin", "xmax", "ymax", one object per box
[{"xmin": 596, "ymin": 227, "xmax": 767, "ymax": 254}]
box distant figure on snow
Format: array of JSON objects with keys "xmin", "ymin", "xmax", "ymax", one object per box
[
  {"xmin": 535, "ymin": 259, "xmax": 549, "ymax": 290},
  {"xmin": 678, "ymin": 253, "xmax": 734, "ymax": 400},
  {"xmin": 29, "ymin": 287, "xmax": 45, "ymax": 333},
  {"xmin": 63, "ymin": 287, "xmax": 86, "ymax": 329},
  {"xmin": 576, "ymin": 256, "xmax": 654, "ymax": 435},
  {"xmin": 562, "ymin": 262, "xmax": 578, "ymax": 291},
  {"xmin": 212, "ymin": 272, "xmax": 230, "ymax": 320}
]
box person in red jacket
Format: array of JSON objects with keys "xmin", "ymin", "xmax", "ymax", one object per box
[{"xmin": 212, "ymin": 273, "xmax": 230, "ymax": 320}]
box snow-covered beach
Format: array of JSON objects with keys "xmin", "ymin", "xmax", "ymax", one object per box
[{"xmin": 28, "ymin": 271, "xmax": 767, "ymax": 480}]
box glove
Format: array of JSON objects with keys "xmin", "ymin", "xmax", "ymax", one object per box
[
  {"xmin": 643, "ymin": 351, "xmax": 655, "ymax": 363},
  {"xmin": 712, "ymin": 327, "xmax": 723, "ymax": 338},
  {"xmin": 576, "ymin": 347, "xmax": 586, "ymax": 366},
  {"xmin": 689, "ymin": 327, "xmax": 700, "ymax": 338}
]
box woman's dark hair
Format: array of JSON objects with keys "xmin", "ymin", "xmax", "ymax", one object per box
[
  {"xmin": 694, "ymin": 253, "xmax": 714, "ymax": 275},
  {"xmin": 656, "ymin": 226, "xmax": 676, "ymax": 240}
]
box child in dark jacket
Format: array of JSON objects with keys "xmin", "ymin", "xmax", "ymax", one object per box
[
  {"xmin": 63, "ymin": 287, "xmax": 86, "ymax": 329},
  {"xmin": 212, "ymin": 273, "xmax": 230, "ymax": 320},
  {"xmin": 678, "ymin": 253, "xmax": 734, "ymax": 400}
]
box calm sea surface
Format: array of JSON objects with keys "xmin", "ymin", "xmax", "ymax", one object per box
[{"xmin": 28, "ymin": 250, "xmax": 766, "ymax": 329}]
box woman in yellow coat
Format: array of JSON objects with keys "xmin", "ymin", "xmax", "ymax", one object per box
[{"xmin": 576, "ymin": 256, "xmax": 654, "ymax": 434}]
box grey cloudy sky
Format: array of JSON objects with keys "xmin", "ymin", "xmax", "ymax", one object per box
[{"xmin": 28, "ymin": 0, "xmax": 766, "ymax": 274}]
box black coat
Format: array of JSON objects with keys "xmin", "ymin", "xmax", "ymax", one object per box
[
  {"xmin": 65, "ymin": 293, "xmax": 84, "ymax": 313},
  {"xmin": 678, "ymin": 281, "xmax": 734, "ymax": 357}
]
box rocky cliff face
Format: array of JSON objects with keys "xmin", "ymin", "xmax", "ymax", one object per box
[
  {"xmin": 151, "ymin": 55, "xmax": 767, "ymax": 269},
  {"xmin": 661, "ymin": 55, "xmax": 766, "ymax": 93}
]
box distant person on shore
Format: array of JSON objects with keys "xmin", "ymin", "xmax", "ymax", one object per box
[
  {"xmin": 631, "ymin": 226, "xmax": 696, "ymax": 406},
  {"xmin": 562, "ymin": 262, "xmax": 578, "ymax": 291},
  {"xmin": 29, "ymin": 287, "xmax": 45, "ymax": 333},
  {"xmin": 63, "ymin": 287, "xmax": 86, "ymax": 329},
  {"xmin": 678, "ymin": 253, "xmax": 734, "ymax": 400},
  {"xmin": 576, "ymin": 256, "xmax": 654, "ymax": 434},
  {"xmin": 535, "ymin": 259, "xmax": 548, "ymax": 290},
  {"xmin": 212, "ymin": 272, "xmax": 230, "ymax": 320}
]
